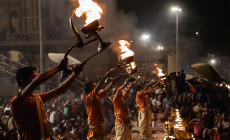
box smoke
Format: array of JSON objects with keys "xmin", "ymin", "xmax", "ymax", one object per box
[
  {"xmin": 68, "ymin": 0, "xmax": 182, "ymax": 65},
  {"xmin": 95, "ymin": 0, "xmax": 171, "ymax": 65},
  {"xmin": 46, "ymin": 0, "xmax": 205, "ymax": 67},
  {"xmin": 70, "ymin": 0, "xmax": 140, "ymax": 54},
  {"xmin": 98, "ymin": 0, "xmax": 141, "ymax": 53}
]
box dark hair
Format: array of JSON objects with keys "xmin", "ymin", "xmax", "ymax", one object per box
[
  {"xmin": 84, "ymin": 81, "xmax": 94, "ymax": 94},
  {"xmin": 16, "ymin": 66, "xmax": 36, "ymax": 87},
  {"xmin": 136, "ymin": 85, "xmax": 142, "ymax": 91}
]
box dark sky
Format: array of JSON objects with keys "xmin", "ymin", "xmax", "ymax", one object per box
[{"xmin": 116, "ymin": 0, "xmax": 229, "ymax": 56}]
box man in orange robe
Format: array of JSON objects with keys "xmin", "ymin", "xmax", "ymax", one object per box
[
  {"xmin": 113, "ymin": 79, "xmax": 134, "ymax": 140},
  {"xmin": 10, "ymin": 58, "xmax": 83, "ymax": 140},
  {"xmin": 84, "ymin": 68, "xmax": 120, "ymax": 140},
  {"xmin": 136, "ymin": 84, "xmax": 154, "ymax": 138}
]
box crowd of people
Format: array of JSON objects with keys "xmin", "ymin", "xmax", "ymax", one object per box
[{"xmin": 0, "ymin": 61, "xmax": 229, "ymax": 140}]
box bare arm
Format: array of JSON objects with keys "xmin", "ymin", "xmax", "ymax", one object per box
[
  {"xmin": 40, "ymin": 65, "xmax": 83, "ymax": 102},
  {"xmin": 123, "ymin": 80, "xmax": 135, "ymax": 97},
  {"xmin": 64, "ymin": 98, "xmax": 71, "ymax": 107},
  {"xmin": 21, "ymin": 58, "xmax": 68, "ymax": 99},
  {"xmin": 144, "ymin": 87, "xmax": 154, "ymax": 95},
  {"xmin": 142, "ymin": 82, "xmax": 156, "ymax": 95},
  {"xmin": 95, "ymin": 67, "xmax": 117, "ymax": 92},
  {"xmin": 103, "ymin": 76, "xmax": 121, "ymax": 94},
  {"xmin": 115, "ymin": 81, "xmax": 126, "ymax": 98}
]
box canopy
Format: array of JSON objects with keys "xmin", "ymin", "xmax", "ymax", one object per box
[
  {"xmin": 190, "ymin": 63, "xmax": 223, "ymax": 83},
  {"xmin": 48, "ymin": 53, "xmax": 81, "ymax": 65}
]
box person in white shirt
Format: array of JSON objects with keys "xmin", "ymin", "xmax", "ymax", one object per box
[
  {"xmin": 193, "ymin": 103, "xmax": 202, "ymax": 113},
  {"xmin": 151, "ymin": 95, "xmax": 161, "ymax": 110},
  {"xmin": 162, "ymin": 95, "xmax": 171, "ymax": 112},
  {"xmin": 4, "ymin": 103, "xmax": 10, "ymax": 113},
  {"xmin": 49, "ymin": 108, "xmax": 59, "ymax": 126}
]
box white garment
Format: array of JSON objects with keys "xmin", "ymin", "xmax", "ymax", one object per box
[
  {"xmin": 155, "ymin": 88, "xmax": 162, "ymax": 94},
  {"xmin": 193, "ymin": 105, "xmax": 201, "ymax": 113},
  {"xmin": 222, "ymin": 121, "xmax": 229, "ymax": 129},
  {"xmin": 4, "ymin": 107, "xmax": 10, "ymax": 113},
  {"xmin": 115, "ymin": 123, "xmax": 131, "ymax": 140},
  {"xmin": 138, "ymin": 110, "xmax": 152, "ymax": 138},
  {"xmin": 163, "ymin": 98, "xmax": 171, "ymax": 111},
  {"xmin": 151, "ymin": 99, "xmax": 161, "ymax": 109},
  {"xmin": 49, "ymin": 111, "xmax": 59, "ymax": 124}
]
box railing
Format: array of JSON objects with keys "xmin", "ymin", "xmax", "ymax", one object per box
[{"xmin": 0, "ymin": 54, "xmax": 26, "ymax": 76}]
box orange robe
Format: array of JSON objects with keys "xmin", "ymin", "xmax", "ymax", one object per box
[
  {"xmin": 136, "ymin": 91, "xmax": 151, "ymax": 112},
  {"xmin": 84, "ymin": 89, "xmax": 106, "ymax": 140},
  {"xmin": 11, "ymin": 91, "xmax": 58, "ymax": 140},
  {"xmin": 136, "ymin": 91, "xmax": 152, "ymax": 138},
  {"xmin": 113, "ymin": 94, "xmax": 131, "ymax": 140}
]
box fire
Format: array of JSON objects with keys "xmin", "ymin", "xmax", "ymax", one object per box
[
  {"xmin": 174, "ymin": 109, "xmax": 185, "ymax": 131},
  {"xmin": 156, "ymin": 68, "xmax": 165, "ymax": 77},
  {"xmin": 118, "ymin": 40, "xmax": 136, "ymax": 72},
  {"xmin": 75, "ymin": 0, "xmax": 103, "ymax": 25},
  {"xmin": 119, "ymin": 40, "xmax": 134, "ymax": 60},
  {"xmin": 154, "ymin": 63, "xmax": 165, "ymax": 77},
  {"xmin": 126, "ymin": 61, "xmax": 137, "ymax": 73},
  {"xmin": 130, "ymin": 61, "xmax": 136, "ymax": 69}
]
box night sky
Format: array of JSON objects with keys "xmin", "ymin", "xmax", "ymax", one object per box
[{"xmin": 116, "ymin": 0, "xmax": 229, "ymax": 56}]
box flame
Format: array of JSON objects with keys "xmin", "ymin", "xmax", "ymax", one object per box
[
  {"xmin": 157, "ymin": 68, "xmax": 165, "ymax": 77},
  {"xmin": 119, "ymin": 40, "xmax": 134, "ymax": 60},
  {"xmin": 173, "ymin": 109, "xmax": 185, "ymax": 131},
  {"xmin": 126, "ymin": 62, "xmax": 136, "ymax": 73},
  {"xmin": 154, "ymin": 63, "xmax": 165, "ymax": 77},
  {"xmin": 130, "ymin": 61, "xmax": 136, "ymax": 69},
  {"xmin": 75, "ymin": 0, "xmax": 103, "ymax": 25}
]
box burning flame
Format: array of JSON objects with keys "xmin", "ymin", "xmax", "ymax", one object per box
[
  {"xmin": 157, "ymin": 68, "xmax": 165, "ymax": 77},
  {"xmin": 130, "ymin": 61, "xmax": 136, "ymax": 69},
  {"xmin": 118, "ymin": 40, "xmax": 136, "ymax": 72},
  {"xmin": 126, "ymin": 61, "xmax": 137, "ymax": 74},
  {"xmin": 75, "ymin": 0, "xmax": 103, "ymax": 25},
  {"xmin": 174, "ymin": 109, "xmax": 185, "ymax": 131},
  {"xmin": 154, "ymin": 63, "xmax": 165, "ymax": 77},
  {"xmin": 119, "ymin": 40, "xmax": 134, "ymax": 60}
]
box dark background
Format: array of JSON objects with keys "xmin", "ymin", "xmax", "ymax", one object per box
[{"xmin": 116, "ymin": 0, "xmax": 229, "ymax": 55}]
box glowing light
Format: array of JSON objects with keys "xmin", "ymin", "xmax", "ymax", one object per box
[
  {"xmin": 118, "ymin": 40, "xmax": 134, "ymax": 60},
  {"xmin": 141, "ymin": 33, "xmax": 150, "ymax": 41},
  {"xmin": 157, "ymin": 45, "xmax": 164, "ymax": 51},
  {"xmin": 171, "ymin": 7, "xmax": 182, "ymax": 12},
  {"xmin": 118, "ymin": 40, "xmax": 136, "ymax": 72},
  {"xmin": 75, "ymin": 0, "xmax": 103, "ymax": 25},
  {"xmin": 210, "ymin": 59, "xmax": 216, "ymax": 64},
  {"xmin": 157, "ymin": 68, "xmax": 165, "ymax": 77},
  {"xmin": 173, "ymin": 109, "xmax": 185, "ymax": 131},
  {"xmin": 130, "ymin": 61, "xmax": 136, "ymax": 69},
  {"xmin": 154, "ymin": 63, "xmax": 165, "ymax": 78}
]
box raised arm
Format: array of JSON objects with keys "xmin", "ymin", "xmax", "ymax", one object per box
[
  {"xmin": 103, "ymin": 76, "xmax": 121, "ymax": 94},
  {"xmin": 142, "ymin": 82, "xmax": 156, "ymax": 95},
  {"xmin": 40, "ymin": 64, "xmax": 83, "ymax": 102},
  {"xmin": 121, "ymin": 78, "xmax": 136, "ymax": 96},
  {"xmin": 95, "ymin": 67, "xmax": 117, "ymax": 92},
  {"xmin": 115, "ymin": 79, "xmax": 128, "ymax": 98},
  {"xmin": 21, "ymin": 58, "xmax": 68, "ymax": 99}
]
